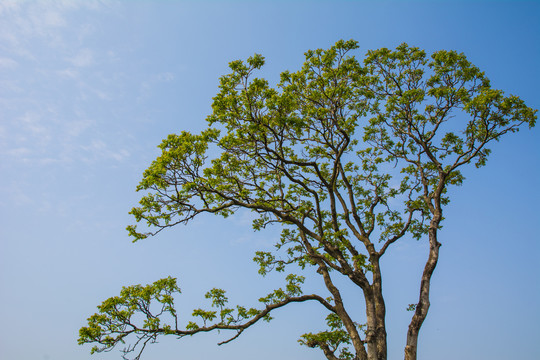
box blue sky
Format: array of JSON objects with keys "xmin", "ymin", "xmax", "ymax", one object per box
[{"xmin": 0, "ymin": 1, "xmax": 538, "ymax": 359}]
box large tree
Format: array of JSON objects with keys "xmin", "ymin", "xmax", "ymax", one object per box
[{"xmin": 79, "ymin": 40, "xmax": 536, "ymax": 360}]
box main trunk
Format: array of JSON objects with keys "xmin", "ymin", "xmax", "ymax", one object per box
[
  {"xmin": 371, "ymin": 257, "xmax": 387, "ymax": 360},
  {"xmin": 363, "ymin": 286, "xmax": 380, "ymax": 360}
]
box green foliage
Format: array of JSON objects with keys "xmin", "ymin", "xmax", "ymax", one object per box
[
  {"xmin": 78, "ymin": 275, "xmax": 314, "ymax": 358},
  {"xmin": 258, "ymin": 274, "xmax": 305, "ymax": 305},
  {"xmin": 299, "ymin": 313, "xmax": 364, "ymax": 360},
  {"xmin": 126, "ymin": 40, "xmax": 535, "ymax": 270},
  {"xmin": 78, "ymin": 277, "xmax": 181, "ymax": 356},
  {"xmin": 406, "ymin": 304, "xmax": 417, "ymax": 312},
  {"xmin": 81, "ymin": 40, "xmax": 536, "ymax": 360},
  {"xmin": 363, "ymin": 44, "xmax": 536, "ymax": 195}
]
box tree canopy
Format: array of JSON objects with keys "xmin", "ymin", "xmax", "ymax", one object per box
[{"xmin": 79, "ymin": 40, "xmax": 536, "ymax": 360}]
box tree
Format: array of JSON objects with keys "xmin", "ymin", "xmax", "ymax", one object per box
[{"xmin": 78, "ymin": 40, "xmax": 536, "ymax": 360}]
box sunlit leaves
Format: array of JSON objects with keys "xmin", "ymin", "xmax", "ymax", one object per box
[
  {"xmin": 299, "ymin": 313, "xmax": 363, "ymax": 360},
  {"xmin": 78, "ymin": 277, "xmax": 181, "ymax": 356},
  {"xmin": 258, "ymin": 274, "xmax": 305, "ymax": 305},
  {"xmin": 364, "ymin": 44, "xmax": 536, "ymax": 184}
]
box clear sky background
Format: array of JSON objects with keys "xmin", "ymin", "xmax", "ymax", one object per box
[{"xmin": 0, "ymin": 1, "xmax": 538, "ymax": 360}]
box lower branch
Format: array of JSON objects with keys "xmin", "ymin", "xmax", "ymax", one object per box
[
  {"xmin": 174, "ymin": 293, "xmax": 335, "ymax": 341},
  {"xmin": 79, "ymin": 277, "xmax": 335, "ymax": 360}
]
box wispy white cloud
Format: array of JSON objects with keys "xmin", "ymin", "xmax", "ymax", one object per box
[
  {"xmin": 1, "ymin": 181, "xmax": 33, "ymax": 207},
  {"xmin": 41, "ymin": 7, "xmax": 68, "ymax": 28},
  {"xmin": 0, "ymin": 0, "xmax": 130, "ymax": 168},
  {"xmin": 1, "ymin": 105, "xmax": 131, "ymax": 167},
  {"xmin": 0, "ymin": 1, "xmax": 20, "ymax": 15},
  {"xmin": 82, "ymin": 139, "xmax": 131, "ymax": 162},
  {"xmin": 56, "ymin": 68, "xmax": 79, "ymax": 79},
  {"xmin": 0, "ymin": 3, "xmax": 66, "ymax": 56},
  {"xmin": 6, "ymin": 147, "xmax": 32, "ymax": 158},
  {"xmin": 138, "ymin": 72, "xmax": 177, "ymax": 101},
  {"xmin": 19, "ymin": 111, "xmax": 53, "ymax": 144},
  {"xmin": 0, "ymin": 80, "xmax": 23, "ymax": 95},
  {"xmin": 65, "ymin": 118, "xmax": 94, "ymax": 138},
  {"xmin": 68, "ymin": 48, "xmax": 95, "ymax": 68},
  {"xmin": 0, "ymin": 57, "xmax": 18, "ymax": 69},
  {"xmin": 156, "ymin": 72, "xmax": 175, "ymax": 82},
  {"xmin": 0, "ymin": 0, "xmax": 111, "ymax": 59}
]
